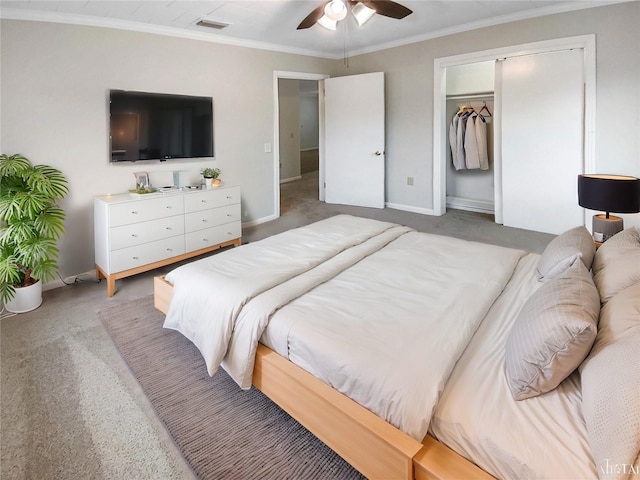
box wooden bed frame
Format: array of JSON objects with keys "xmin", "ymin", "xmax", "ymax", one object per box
[{"xmin": 154, "ymin": 275, "xmax": 494, "ymax": 480}]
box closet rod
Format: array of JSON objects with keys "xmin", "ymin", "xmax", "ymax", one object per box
[{"xmin": 446, "ymin": 92, "xmax": 494, "ymax": 100}]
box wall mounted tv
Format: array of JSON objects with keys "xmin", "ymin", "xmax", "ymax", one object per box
[{"xmin": 109, "ymin": 90, "xmax": 213, "ymax": 162}]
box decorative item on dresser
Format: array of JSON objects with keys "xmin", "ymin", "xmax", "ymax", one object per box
[
  {"xmin": 94, "ymin": 186, "xmax": 241, "ymax": 297},
  {"xmin": 578, "ymin": 174, "xmax": 640, "ymax": 243},
  {"xmin": 202, "ymin": 167, "xmax": 221, "ymax": 189}
]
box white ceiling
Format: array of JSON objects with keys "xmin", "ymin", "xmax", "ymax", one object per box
[{"xmin": 0, "ymin": 0, "xmax": 620, "ymax": 58}]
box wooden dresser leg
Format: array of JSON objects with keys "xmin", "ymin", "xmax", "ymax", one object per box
[{"xmin": 107, "ymin": 276, "xmax": 116, "ymax": 297}]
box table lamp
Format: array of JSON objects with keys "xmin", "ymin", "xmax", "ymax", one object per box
[{"xmin": 578, "ymin": 174, "xmax": 640, "ymax": 242}]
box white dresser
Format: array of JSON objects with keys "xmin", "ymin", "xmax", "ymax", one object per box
[{"xmin": 94, "ymin": 186, "xmax": 241, "ymax": 296}]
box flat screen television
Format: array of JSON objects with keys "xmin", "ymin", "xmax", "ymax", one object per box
[{"xmin": 109, "ymin": 90, "xmax": 213, "ymax": 162}]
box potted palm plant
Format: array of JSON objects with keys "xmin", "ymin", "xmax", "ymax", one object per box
[{"xmin": 0, "ymin": 154, "xmax": 69, "ymax": 312}]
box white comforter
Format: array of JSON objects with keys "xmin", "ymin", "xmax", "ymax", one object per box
[
  {"xmin": 164, "ymin": 214, "xmax": 527, "ymax": 440},
  {"xmin": 164, "ymin": 215, "xmax": 408, "ymax": 382}
]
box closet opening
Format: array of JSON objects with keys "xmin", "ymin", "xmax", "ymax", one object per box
[{"xmin": 445, "ymin": 60, "xmax": 495, "ymax": 217}]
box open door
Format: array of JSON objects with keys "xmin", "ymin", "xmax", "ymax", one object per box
[{"xmin": 324, "ymin": 72, "xmax": 385, "ymax": 208}]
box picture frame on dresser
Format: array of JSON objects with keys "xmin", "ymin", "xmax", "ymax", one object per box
[
  {"xmin": 133, "ymin": 172, "xmax": 149, "ymax": 188},
  {"xmin": 94, "ymin": 185, "xmax": 241, "ymax": 296}
]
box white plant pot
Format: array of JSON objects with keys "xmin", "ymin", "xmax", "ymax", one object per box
[
  {"xmin": 204, "ymin": 177, "xmax": 213, "ymax": 189},
  {"xmin": 5, "ymin": 280, "xmax": 43, "ymax": 313}
]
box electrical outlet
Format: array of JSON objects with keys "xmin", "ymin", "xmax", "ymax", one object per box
[
  {"xmin": 264, "ymin": 143, "xmax": 272, "ymax": 153},
  {"xmin": 407, "ymin": 177, "xmax": 414, "ymax": 186}
]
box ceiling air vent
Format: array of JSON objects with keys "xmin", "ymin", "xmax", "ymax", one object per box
[{"xmin": 196, "ymin": 19, "xmax": 230, "ymax": 30}]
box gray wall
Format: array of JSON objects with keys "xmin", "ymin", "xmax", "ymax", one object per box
[
  {"xmin": 0, "ymin": 20, "xmax": 336, "ymax": 279},
  {"xmin": 278, "ymin": 78, "xmax": 301, "ymax": 182},
  {"xmin": 1, "ymin": 2, "xmax": 639, "ymax": 281},
  {"xmin": 335, "ymin": 2, "xmax": 640, "ymax": 213}
]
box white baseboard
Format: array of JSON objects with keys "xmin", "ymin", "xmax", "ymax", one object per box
[
  {"xmin": 43, "ymin": 269, "xmax": 97, "ymax": 291},
  {"xmin": 242, "ymin": 214, "xmax": 278, "ymax": 229},
  {"xmin": 385, "ymin": 202, "xmax": 435, "ymax": 216},
  {"xmin": 446, "ymin": 196, "xmax": 495, "ymax": 214},
  {"xmin": 280, "ymin": 175, "xmax": 302, "ymax": 184}
]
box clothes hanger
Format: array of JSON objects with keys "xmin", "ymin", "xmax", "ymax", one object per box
[
  {"xmin": 479, "ymin": 102, "xmax": 492, "ymax": 117},
  {"xmin": 457, "ymin": 105, "xmax": 475, "ymax": 116}
]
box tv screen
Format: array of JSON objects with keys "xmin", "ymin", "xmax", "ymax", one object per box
[{"xmin": 109, "ymin": 90, "xmax": 213, "ymax": 162}]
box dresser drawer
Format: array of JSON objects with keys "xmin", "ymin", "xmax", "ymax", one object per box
[
  {"xmin": 185, "ymin": 222, "xmax": 242, "ymax": 252},
  {"xmin": 109, "ymin": 195, "xmax": 184, "ymax": 227},
  {"xmin": 110, "ymin": 236, "xmax": 185, "ymax": 273},
  {"xmin": 109, "ymin": 215, "xmax": 185, "ymax": 250},
  {"xmin": 184, "ymin": 186, "xmax": 241, "ymax": 213},
  {"xmin": 184, "ymin": 204, "xmax": 241, "ymax": 233}
]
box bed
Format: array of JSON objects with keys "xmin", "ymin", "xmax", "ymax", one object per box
[{"xmin": 153, "ymin": 214, "xmax": 640, "ymax": 480}]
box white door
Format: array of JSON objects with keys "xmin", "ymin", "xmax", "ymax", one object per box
[
  {"xmin": 500, "ymin": 49, "xmax": 584, "ymax": 234},
  {"xmin": 324, "ymin": 72, "xmax": 385, "ymax": 208}
]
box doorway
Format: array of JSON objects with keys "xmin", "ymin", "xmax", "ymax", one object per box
[
  {"xmin": 278, "ymin": 79, "xmax": 321, "ymax": 215},
  {"xmin": 273, "ymin": 71, "xmax": 329, "ymax": 219}
]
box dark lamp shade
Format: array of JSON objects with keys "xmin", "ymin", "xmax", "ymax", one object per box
[{"xmin": 578, "ymin": 174, "xmax": 640, "ymax": 214}]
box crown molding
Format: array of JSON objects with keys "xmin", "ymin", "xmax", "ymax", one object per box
[
  {"xmin": 345, "ymin": 0, "xmax": 628, "ymax": 57},
  {"xmin": 0, "ymin": 7, "xmax": 339, "ymax": 59},
  {"xmin": 0, "ymin": 1, "xmax": 629, "ymax": 60}
]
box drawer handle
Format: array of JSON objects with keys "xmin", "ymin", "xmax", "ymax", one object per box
[
  {"xmin": 131, "ymin": 211, "xmax": 138, "ymax": 214},
  {"xmin": 201, "ymin": 200, "xmax": 207, "ymax": 203},
  {"xmin": 166, "ymin": 248, "xmax": 173, "ymax": 252},
  {"xmin": 202, "ymin": 219, "xmax": 207, "ymax": 223},
  {"xmin": 131, "ymin": 234, "xmax": 138, "ymax": 237},
  {"xmin": 226, "ymin": 214, "xmax": 232, "ymax": 217},
  {"xmin": 166, "ymin": 227, "xmax": 172, "ymax": 230},
  {"xmin": 226, "ymin": 196, "xmax": 232, "ymax": 199},
  {"xmin": 132, "ymin": 256, "xmax": 139, "ymax": 260},
  {"xmin": 166, "ymin": 206, "xmax": 172, "ymax": 209},
  {"xmin": 202, "ymin": 238, "xmax": 208, "ymax": 242}
]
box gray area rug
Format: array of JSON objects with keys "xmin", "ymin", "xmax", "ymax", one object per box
[{"xmin": 99, "ymin": 296, "xmax": 364, "ymax": 480}]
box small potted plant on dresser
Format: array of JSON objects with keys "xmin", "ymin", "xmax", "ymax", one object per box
[
  {"xmin": 0, "ymin": 153, "xmax": 69, "ymax": 313},
  {"xmin": 202, "ymin": 167, "xmax": 221, "ymax": 189}
]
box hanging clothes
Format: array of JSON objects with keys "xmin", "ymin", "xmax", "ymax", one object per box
[
  {"xmin": 449, "ymin": 106, "xmax": 489, "ymax": 171},
  {"xmin": 464, "ymin": 113, "xmax": 481, "ymax": 169},
  {"xmin": 449, "ymin": 114, "xmax": 464, "ymax": 170},
  {"xmin": 464, "ymin": 112, "xmax": 489, "ymax": 170},
  {"xmin": 449, "ymin": 109, "xmax": 472, "ymax": 170},
  {"xmin": 474, "ymin": 113, "xmax": 489, "ymax": 170}
]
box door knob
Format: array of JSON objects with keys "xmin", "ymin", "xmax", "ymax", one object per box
[{"xmin": 374, "ymin": 151, "xmax": 383, "ymax": 156}]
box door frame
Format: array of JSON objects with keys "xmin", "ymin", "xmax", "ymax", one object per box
[
  {"xmin": 273, "ymin": 70, "xmax": 330, "ymax": 219},
  {"xmin": 432, "ymin": 35, "xmax": 596, "ymax": 222}
]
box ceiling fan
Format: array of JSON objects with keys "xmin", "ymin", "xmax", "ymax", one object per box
[{"xmin": 297, "ymin": 0, "xmax": 413, "ymax": 31}]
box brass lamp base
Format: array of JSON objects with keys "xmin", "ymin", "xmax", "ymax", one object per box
[{"xmin": 592, "ymin": 214, "xmax": 623, "ymax": 242}]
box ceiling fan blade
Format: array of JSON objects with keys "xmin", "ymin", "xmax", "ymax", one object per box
[
  {"xmin": 360, "ymin": 0, "xmax": 413, "ymax": 19},
  {"xmin": 297, "ymin": 2, "xmax": 329, "ymax": 29}
]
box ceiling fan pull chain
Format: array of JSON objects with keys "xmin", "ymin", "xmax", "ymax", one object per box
[{"xmin": 343, "ymin": 11, "xmax": 349, "ymax": 68}]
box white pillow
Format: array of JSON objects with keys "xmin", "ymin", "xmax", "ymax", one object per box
[
  {"xmin": 505, "ymin": 260, "xmax": 599, "ymax": 400},
  {"xmin": 580, "ymin": 282, "xmax": 640, "ymax": 479},
  {"xmin": 536, "ymin": 226, "xmax": 595, "ymax": 281},
  {"xmin": 592, "ymin": 227, "xmax": 640, "ymax": 304}
]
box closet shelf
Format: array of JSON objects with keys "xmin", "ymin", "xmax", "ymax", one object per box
[{"xmin": 446, "ymin": 92, "xmax": 494, "ymax": 100}]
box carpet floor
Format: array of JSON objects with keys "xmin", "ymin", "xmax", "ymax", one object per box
[{"xmin": 99, "ymin": 295, "xmax": 364, "ymax": 480}]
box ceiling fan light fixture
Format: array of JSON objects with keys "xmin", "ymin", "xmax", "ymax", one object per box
[
  {"xmin": 352, "ymin": 2, "xmax": 376, "ymax": 26},
  {"xmin": 324, "ymin": 0, "xmax": 348, "ymax": 21},
  {"xmin": 317, "ymin": 14, "xmax": 338, "ymax": 30}
]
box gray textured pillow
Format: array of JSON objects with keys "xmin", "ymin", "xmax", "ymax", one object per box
[
  {"xmin": 536, "ymin": 226, "xmax": 595, "ymax": 281},
  {"xmin": 580, "ymin": 282, "xmax": 640, "ymax": 480},
  {"xmin": 505, "ymin": 260, "xmax": 600, "ymax": 400},
  {"xmin": 592, "ymin": 227, "xmax": 640, "ymax": 304}
]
